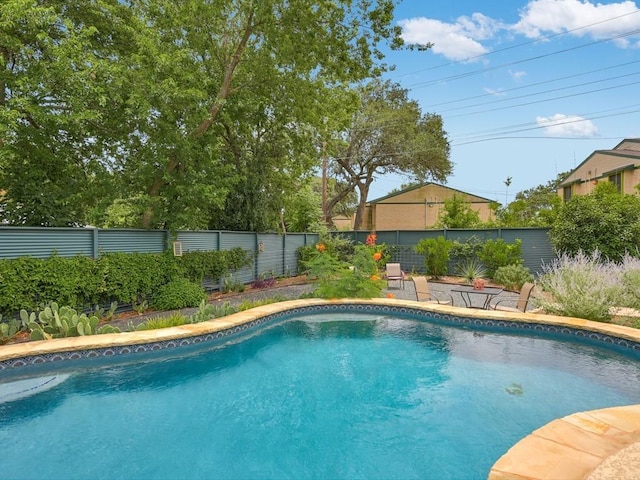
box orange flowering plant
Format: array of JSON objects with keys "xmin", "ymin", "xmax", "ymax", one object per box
[{"xmin": 304, "ymin": 242, "xmax": 384, "ymax": 299}]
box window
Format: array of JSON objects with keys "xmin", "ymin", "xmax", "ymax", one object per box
[
  {"xmin": 563, "ymin": 186, "xmax": 572, "ymax": 202},
  {"xmin": 609, "ymin": 172, "xmax": 622, "ymax": 192}
]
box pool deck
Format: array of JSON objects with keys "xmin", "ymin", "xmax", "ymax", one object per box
[{"xmin": 1, "ymin": 297, "xmax": 640, "ymax": 480}]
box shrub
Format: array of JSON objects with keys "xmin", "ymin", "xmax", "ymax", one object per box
[
  {"xmin": 493, "ymin": 264, "xmax": 534, "ymax": 291},
  {"xmin": 477, "ymin": 239, "xmax": 523, "ymax": 278},
  {"xmin": 549, "ymin": 182, "xmax": 640, "ymax": 262},
  {"xmin": 534, "ymin": 250, "xmax": 624, "ymax": 322},
  {"xmin": 152, "ymin": 279, "xmax": 206, "ymax": 311},
  {"xmin": 450, "ymin": 235, "xmax": 484, "ymax": 270},
  {"xmin": 135, "ymin": 313, "xmax": 189, "ymax": 331},
  {"xmin": 414, "ymin": 236, "xmax": 453, "ymax": 279},
  {"xmin": 305, "ymin": 244, "xmax": 384, "ymax": 299}
]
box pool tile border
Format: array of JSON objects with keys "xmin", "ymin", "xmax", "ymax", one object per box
[
  {"xmin": 2, "ymin": 299, "xmax": 640, "ymax": 370},
  {"xmin": 2, "ymin": 298, "xmax": 640, "ymax": 480}
]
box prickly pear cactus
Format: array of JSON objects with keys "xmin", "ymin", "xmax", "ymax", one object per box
[{"xmin": 28, "ymin": 303, "xmax": 116, "ymax": 340}]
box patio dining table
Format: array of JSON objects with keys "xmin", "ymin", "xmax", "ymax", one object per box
[{"xmin": 451, "ymin": 285, "xmax": 504, "ymax": 310}]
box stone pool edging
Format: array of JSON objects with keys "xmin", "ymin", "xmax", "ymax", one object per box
[{"xmin": 1, "ymin": 297, "xmax": 640, "ymax": 480}]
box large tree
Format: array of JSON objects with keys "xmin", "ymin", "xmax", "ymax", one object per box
[
  {"xmin": 327, "ymin": 79, "xmax": 451, "ymax": 230},
  {"xmin": 0, "ymin": 0, "xmax": 137, "ymax": 226},
  {"xmin": 1, "ymin": 0, "xmax": 403, "ymax": 229},
  {"xmin": 495, "ymin": 172, "xmax": 568, "ymax": 227}
]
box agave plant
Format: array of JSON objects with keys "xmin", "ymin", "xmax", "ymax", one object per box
[{"xmin": 456, "ymin": 259, "xmax": 487, "ymax": 284}]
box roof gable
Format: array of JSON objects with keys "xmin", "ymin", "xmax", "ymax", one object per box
[{"xmin": 368, "ymin": 182, "xmax": 494, "ymax": 205}]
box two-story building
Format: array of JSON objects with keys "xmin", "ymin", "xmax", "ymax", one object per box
[{"xmin": 558, "ymin": 138, "xmax": 640, "ymax": 201}]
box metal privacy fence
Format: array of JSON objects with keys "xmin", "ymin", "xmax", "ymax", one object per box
[
  {"xmin": 335, "ymin": 228, "xmax": 555, "ymax": 275},
  {"xmin": 0, "ymin": 227, "xmax": 320, "ymax": 285},
  {"xmin": 0, "ymin": 227, "xmax": 555, "ymax": 282}
]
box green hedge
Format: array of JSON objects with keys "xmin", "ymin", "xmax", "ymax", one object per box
[{"xmin": 0, "ymin": 248, "xmax": 252, "ymax": 317}]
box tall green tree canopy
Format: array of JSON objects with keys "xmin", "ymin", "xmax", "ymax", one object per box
[
  {"xmin": 1, "ymin": 0, "xmax": 403, "ymax": 229},
  {"xmin": 549, "ymin": 182, "xmax": 640, "ymax": 261},
  {"xmin": 495, "ymin": 172, "xmax": 568, "ymax": 227},
  {"xmin": 327, "ymin": 79, "xmax": 451, "ymax": 230}
]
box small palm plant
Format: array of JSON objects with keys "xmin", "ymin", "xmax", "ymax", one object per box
[{"xmin": 456, "ymin": 259, "xmax": 487, "ymax": 284}]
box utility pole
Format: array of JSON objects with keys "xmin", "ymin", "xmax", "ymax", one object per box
[{"xmin": 321, "ymin": 120, "xmax": 328, "ymax": 225}]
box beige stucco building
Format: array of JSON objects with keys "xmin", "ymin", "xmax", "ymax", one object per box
[
  {"xmin": 558, "ymin": 138, "xmax": 640, "ymax": 200},
  {"xmin": 356, "ymin": 182, "xmax": 494, "ymax": 231}
]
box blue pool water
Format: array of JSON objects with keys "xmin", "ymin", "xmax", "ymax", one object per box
[{"xmin": 1, "ymin": 313, "xmax": 640, "ymax": 480}]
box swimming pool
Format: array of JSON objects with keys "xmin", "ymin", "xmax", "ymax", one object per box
[{"xmin": 1, "ymin": 302, "xmax": 640, "ymax": 480}]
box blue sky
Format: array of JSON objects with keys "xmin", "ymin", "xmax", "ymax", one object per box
[{"xmin": 368, "ymin": 0, "xmax": 640, "ymax": 204}]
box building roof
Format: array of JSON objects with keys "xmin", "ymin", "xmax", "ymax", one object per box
[
  {"xmin": 367, "ymin": 181, "xmax": 494, "ymax": 205},
  {"xmin": 559, "ymin": 138, "xmax": 640, "ymax": 187}
]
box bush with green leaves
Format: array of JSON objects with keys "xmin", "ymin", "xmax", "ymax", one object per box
[
  {"xmin": 304, "ymin": 244, "xmax": 384, "ymax": 299},
  {"xmin": 414, "ymin": 236, "xmax": 453, "ymax": 279},
  {"xmin": 493, "ymin": 264, "xmax": 534, "ymax": 291},
  {"xmin": 549, "ymin": 182, "xmax": 640, "ymax": 262},
  {"xmin": 534, "ymin": 250, "xmax": 624, "ymax": 322},
  {"xmin": 298, "ymin": 234, "xmax": 354, "ymax": 268},
  {"xmin": 449, "ymin": 235, "xmax": 484, "ymax": 269},
  {"xmin": 477, "ymin": 238, "xmax": 523, "ymax": 278},
  {"xmin": 152, "ymin": 279, "xmax": 207, "ymax": 311}
]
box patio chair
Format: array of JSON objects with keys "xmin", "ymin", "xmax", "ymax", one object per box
[
  {"xmin": 490, "ymin": 282, "xmax": 535, "ymax": 312},
  {"xmin": 412, "ymin": 276, "xmax": 453, "ymax": 305},
  {"xmin": 385, "ymin": 263, "xmax": 406, "ymax": 289}
]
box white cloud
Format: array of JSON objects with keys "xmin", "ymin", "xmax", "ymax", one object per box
[
  {"xmin": 483, "ymin": 87, "xmax": 506, "ymax": 96},
  {"xmin": 512, "ymin": 0, "xmax": 640, "ymax": 46},
  {"xmin": 536, "ymin": 113, "xmax": 599, "ymax": 137},
  {"xmin": 509, "ymin": 70, "xmax": 527, "ymax": 81},
  {"xmin": 399, "ymin": 13, "xmax": 502, "ymax": 62}
]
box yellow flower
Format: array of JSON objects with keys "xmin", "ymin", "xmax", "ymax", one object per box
[
  {"xmin": 316, "ymin": 243, "xmax": 325, "ymax": 252},
  {"xmin": 372, "ymin": 252, "xmax": 382, "ymax": 261}
]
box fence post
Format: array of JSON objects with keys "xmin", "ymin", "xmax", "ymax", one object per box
[{"xmin": 92, "ymin": 228, "xmax": 99, "ymax": 259}]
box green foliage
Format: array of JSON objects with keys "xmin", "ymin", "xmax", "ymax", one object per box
[
  {"xmin": 152, "ymin": 279, "xmax": 206, "ymax": 311},
  {"xmin": 298, "ymin": 234, "xmax": 354, "ymax": 268},
  {"xmin": 456, "ymin": 259, "xmax": 487, "ymax": 284},
  {"xmin": 493, "ymin": 265, "xmax": 534, "ymax": 291},
  {"xmin": 449, "ymin": 235, "xmax": 484, "ymax": 270},
  {"xmin": 621, "ymin": 270, "xmax": 640, "ymax": 310},
  {"xmin": 535, "ymin": 251, "xmax": 624, "ymax": 322},
  {"xmin": 305, "ymin": 244, "xmax": 384, "ymax": 299},
  {"xmin": 0, "ymin": 249, "xmax": 251, "ymax": 317},
  {"xmin": 99, "ymin": 252, "xmax": 180, "ymax": 305},
  {"xmin": 477, "ymin": 239, "xmax": 523, "ymax": 278},
  {"xmin": 414, "ymin": 236, "xmax": 453, "ymax": 279},
  {"xmin": 27, "ymin": 302, "xmax": 121, "ymax": 340},
  {"xmin": 177, "ymin": 248, "xmax": 252, "ymax": 284},
  {"xmin": 2, "ymin": 0, "xmax": 404, "ymax": 230},
  {"xmin": 549, "ymin": 182, "xmax": 640, "ymax": 261},
  {"xmin": 0, "ymin": 317, "xmax": 23, "ymax": 345},
  {"xmin": 332, "ymin": 79, "xmax": 451, "ymax": 230},
  {"xmin": 135, "ymin": 313, "xmax": 189, "ymax": 331},
  {"xmin": 222, "ymin": 274, "xmax": 246, "ymax": 293},
  {"xmin": 495, "ymin": 172, "xmax": 568, "ymax": 227},
  {"xmin": 436, "ymin": 194, "xmax": 481, "ymax": 229},
  {"xmin": 236, "ymin": 295, "xmax": 289, "ymax": 312},
  {"xmin": 188, "ymin": 300, "xmax": 218, "ymax": 323}
]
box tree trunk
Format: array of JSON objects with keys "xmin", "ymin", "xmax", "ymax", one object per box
[{"xmin": 352, "ymin": 181, "xmax": 371, "ymax": 231}]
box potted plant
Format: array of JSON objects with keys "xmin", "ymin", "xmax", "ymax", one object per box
[{"xmin": 473, "ymin": 278, "xmax": 486, "ymax": 290}]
